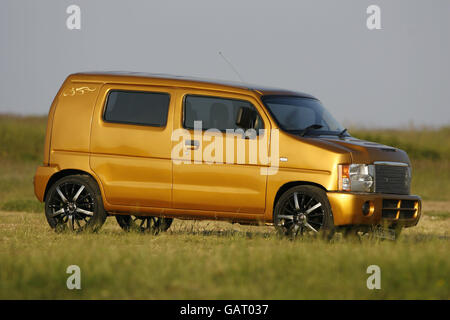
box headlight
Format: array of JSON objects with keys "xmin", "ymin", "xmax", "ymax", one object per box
[
  {"xmin": 338, "ymin": 164, "xmax": 375, "ymax": 192},
  {"xmin": 405, "ymin": 166, "xmax": 412, "ymax": 191}
]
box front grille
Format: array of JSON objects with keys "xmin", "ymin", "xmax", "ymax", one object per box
[
  {"xmin": 382, "ymin": 199, "xmax": 417, "ymax": 220},
  {"xmin": 375, "ymin": 165, "xmax": 410, "ymax": 195}
]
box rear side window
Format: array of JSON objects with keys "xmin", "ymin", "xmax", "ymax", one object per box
[
  {"xmin": 184, "ymin": 95, "xmax": 264, "ymax": 131},
  {"xmin": 104, "ymin": 90, "xmax": 170, "ymax": 127}
]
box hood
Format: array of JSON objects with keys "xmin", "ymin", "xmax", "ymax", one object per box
[{"xmin": 311, "ymin": 135, "xmax": 411, "ymax": 164}]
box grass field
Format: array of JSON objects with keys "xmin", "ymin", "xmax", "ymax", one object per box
[
  {"xmin": 0, "ymin": 208, "xmax": 448, "ymax": 299},
  {"xmin": 0, "ymin": 115, "xmax": 449, "ymax": 299}
]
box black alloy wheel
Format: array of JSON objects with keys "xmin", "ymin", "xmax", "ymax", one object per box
[
  {"xmin": 274, "ymin": 185, "xmax": 335, "ymax": 240},
  {"xmin": 45, "ymin": 175, "xmax": 107, "ymax": 232},
  {"xmin": 116, "ymin": 215, "xmax": 173, "ymax": 235}
]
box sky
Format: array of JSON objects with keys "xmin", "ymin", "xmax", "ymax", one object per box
[{"xmin": 1, "ymin": 0, "xmax": 449, "ymax": 128}]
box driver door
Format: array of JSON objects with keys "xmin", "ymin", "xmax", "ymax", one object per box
[{"xmin": 171, "ymin": 90, "xmax": 271, "ymax": 214}]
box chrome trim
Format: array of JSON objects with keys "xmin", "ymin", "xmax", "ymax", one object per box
[
  {"xmin": 369, "ymin": 164, "xmax": 376, "ymax": 192},
  {"xmin": 373, "ymin": 161, "xmax": 409, "ymax": 167}
]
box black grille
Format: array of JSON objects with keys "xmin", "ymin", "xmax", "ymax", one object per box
[
  {"xmin": 398, "ymin": 210, "xmax": 416, "ymax": 219},
  {"xmin": 381, "ymin": 208, "xmax": 398, "ymax": 219},
  {"xmin": 400, "ymin": 200, "xmax": 416, "ymax": 209},
  {"xmin": 375, "ymin": 165, "xmax": 409, "ymax": 195},
  {"xmin": 382, "ymin": 199, "xmax": 417, "ymax": 220},
  {"xmin": 383, "ymin": 199, "xmax": 399, "ymax": 208}
]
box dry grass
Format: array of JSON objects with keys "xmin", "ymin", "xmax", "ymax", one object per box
[{"xmin": 0, "ymin": 203, "xmax": 448, "ymax": 300}]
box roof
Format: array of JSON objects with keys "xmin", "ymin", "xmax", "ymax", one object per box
[{"xmin": 71, "ymin": 71, "xmax": 316, "ymax": 99}]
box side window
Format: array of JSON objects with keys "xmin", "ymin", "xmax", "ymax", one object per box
[
  {"xmin": 104, "ymin": 90, "xmax": 170, "ymax": 127},
  {"xmin": 183, "ymin": 95, "xmax": 264, "ymax": 132}
]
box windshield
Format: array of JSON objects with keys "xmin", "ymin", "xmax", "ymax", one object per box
[{"xmin": 262, "ymin": 96, "xmax": 345, "ymax": 135}]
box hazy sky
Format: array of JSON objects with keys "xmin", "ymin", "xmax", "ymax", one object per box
[{"xmin": 1, "ymin": 0, "xmax": 449, "ymax": 127}]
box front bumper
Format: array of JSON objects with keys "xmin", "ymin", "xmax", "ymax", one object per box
[{"xmin": 327, "ymin": 191, "xmax": 421, "ymax": 228}]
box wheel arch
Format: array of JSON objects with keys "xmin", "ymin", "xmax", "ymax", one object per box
[
  {"xmin": 272, "ymin": 181, "xmax": 328, "ymax": 211},
  {"xmin": 44, "ymin": 169, "xmax": 102, "ymax": 201}
]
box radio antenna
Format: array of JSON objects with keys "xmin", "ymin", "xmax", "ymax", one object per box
[{"xmin": 218, "ymin": 51, "xmax": 246, "ymax": 84}]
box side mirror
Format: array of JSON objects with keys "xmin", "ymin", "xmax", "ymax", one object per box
[{"xmin": 236, "ymin": 106, "xmax": 257, "ymax": 130}]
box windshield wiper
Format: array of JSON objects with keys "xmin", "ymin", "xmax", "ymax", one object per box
[
  {"xmin": 299, "ymin": 124, "xmax": 323, "ymax": 137},
  {"xmin": 338, "ymin": 128, "xmax": 348, "ymax": 138}
]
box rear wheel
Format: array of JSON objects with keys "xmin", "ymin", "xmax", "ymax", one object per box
[
  {"xmin": 274, "ymin": 185, "xmax": 335, "ymax": 240},
  {"xmin": 115, "ymin": 215, "xmax": 173, "ymax": 235},
  {"xmin": 44, "ymin": 175, "xmax": 107, "ymax": 232}
]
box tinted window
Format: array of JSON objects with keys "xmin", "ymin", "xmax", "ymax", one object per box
[
  {"xmin": 104, "ymin": 90, "xmax": 170, "ymax": 127},
  {"xmin": 262, "ymin": 96, "xmax": 344, "ymax": 135},
  {"xmin": 184, "ymin": 95, "xmax": 263, "ymax": 131}
]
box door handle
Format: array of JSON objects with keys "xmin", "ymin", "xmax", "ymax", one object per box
[{"xmin": 185, "ymin": 139, "xmax": 200, "ymax": 149}]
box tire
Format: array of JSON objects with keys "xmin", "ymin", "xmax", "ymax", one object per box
[
  {"xmin": 44, "ymin": 174, "xmax": 107, "ymax": 232},
  {"xmin": 274, "ymin": 185, "xmax": 335, "ymax": 240},
  {"xmin": 115, "ymin": 215, "xmax": 173, "ymax": 235}
]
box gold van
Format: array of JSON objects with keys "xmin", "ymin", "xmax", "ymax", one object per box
[{"xmin": 34, "ymin": 72, "xmax": 421, "ymax": 238}]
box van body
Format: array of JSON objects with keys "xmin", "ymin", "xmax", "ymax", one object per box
[{"xmin": 34, "ymin": 72, "xmax": 421, "ymax": 237}]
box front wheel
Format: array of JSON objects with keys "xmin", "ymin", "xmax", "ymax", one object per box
[
  {"xmin": 274, "ymin": 185, "xmax": 335, "ymax": 240},
  {"xmin": 115, "ymin": 215, "xmax": 173, "ymax": 235},
  {"xmin": 44, "ymin": 175, "xmax": 107, "ymax": 232}
]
